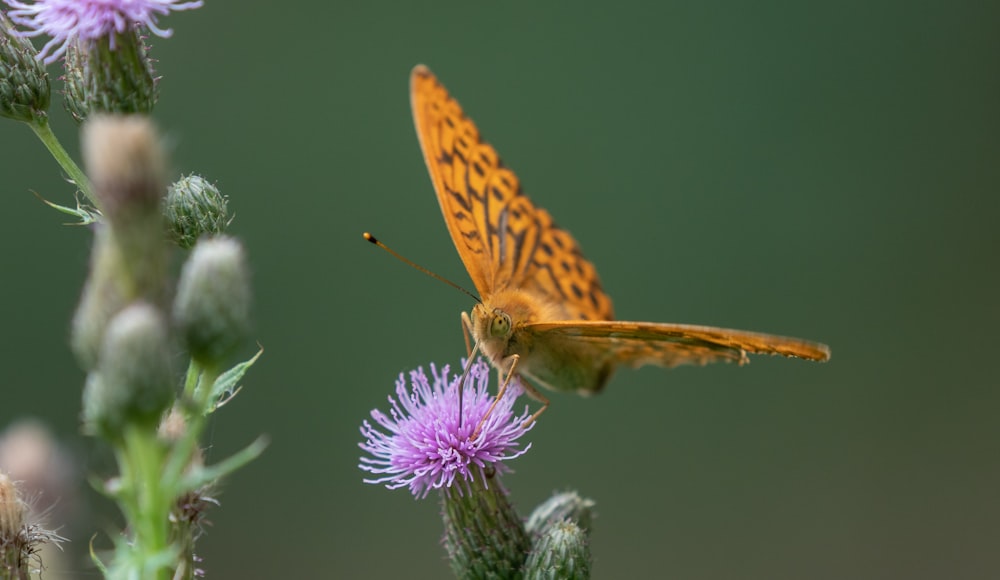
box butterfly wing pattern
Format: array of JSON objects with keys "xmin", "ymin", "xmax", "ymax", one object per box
[
  {"xmin": 409, "ymin": 64, "xmax": 829, "ymax": 396},
  {"xmin": 529, "ymin": 321, "xmax": 831, "ymax": 368},
  {"xmin": 410, "ymin": 65, "xmax": 613, "ymax": 322}
]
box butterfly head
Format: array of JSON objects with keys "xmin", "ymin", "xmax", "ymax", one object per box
[{"xmin": 469, "ymin": 288, "xmax": 561, "ymax": 370}]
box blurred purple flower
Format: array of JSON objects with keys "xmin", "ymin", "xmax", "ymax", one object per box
[
  {"xmin": 359, "ymin": 359, "xmax": 533, "ymax": 499},
  {"xmin": 3, "ymin": 0, "xmax": 203, "ymax": 63}
]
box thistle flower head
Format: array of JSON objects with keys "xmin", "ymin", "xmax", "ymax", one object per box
[
  {"xmin": 3, "ymin": 0, "xmax": 203, "ymax": 63},
  {"xmin": 359, "ymin": 359, "xmax": 533, "ymax": 499}
]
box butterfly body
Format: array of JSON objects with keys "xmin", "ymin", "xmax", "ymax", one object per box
[
  {"xmin": 466, "ymin": 298, "xmax": 615, "ymax": 396},
  {"xmin": 408, "ymin": 65, "xmax": 830, "ymax": 404}
]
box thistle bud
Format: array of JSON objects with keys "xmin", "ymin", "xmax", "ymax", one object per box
[
  {"xmin": 526, "ymin": 491, "xmax": 596, "ymax": 536},
  {"xmin": 82, "ymin": 303, "xmax": 175, "ymax": 440},
  {"xmin": 0, "ymin": 420, "xmax": 77, "ymax": 530},
  {"xmin": 64, "ymin": 30, "xmax": 157, "ymax": 124},
  {"xmin": 73, "ymin": 116, "xmax": 169, "ymax": 367},
  {"xmin": 165, "ymin": 175, "xmax": 231, "ymax": 249},
  {"xmin": 0, "ymin": 472, "xmax": 25, "ymax": 545},
  {"xmin": 0, "ymin": 12, "xmax": 49, "ymax": 123},
  {"xmin": 442, "ymin": 474, "xmax": 531, "ymax": 579},
  {"xmin": 173, "ymin": 237, "xmax": 251, "ymax": 367},
  {"xmin": 82, "ymin": 114, "xmax": 165, "ymax": 220},
  {"xmin": 71, "ymin": 225, "xmax": 128, "ymax": 369},
  {"xmin": 524, "ymin": 520, "xmax": 592, "ymax": 580},
  {"xmin": 0, "ymin": 470, "xmax": 61, "ymax": 578}
]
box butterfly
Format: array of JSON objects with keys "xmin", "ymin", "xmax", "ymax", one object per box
[{"xmin": 408, "ymin": 64, "xmax": 830, "ymax": 420}]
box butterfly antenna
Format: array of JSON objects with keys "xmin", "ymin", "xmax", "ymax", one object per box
[{"xmin": 364, "ymin": 232, "xmax": 481, "ymax": 303}]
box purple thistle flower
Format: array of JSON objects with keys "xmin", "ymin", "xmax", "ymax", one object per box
[
  {"xmin": 359, "ymin": 359, "xmax": 534, "ymax": 499},
  {"xmin": 3, "ymin": 0, "xmax": 203, "ymax": 63}
]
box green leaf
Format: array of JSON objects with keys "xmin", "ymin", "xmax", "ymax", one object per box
[
  {"xmin": 178, "ymin": 435, "xmax": 269, "ymax": 492},
  {"xmin": 33, "ymin": 190, "xmax": 101, "ymax": 224},
  {"xmin": 203, "ymin": 346, "xmax": 263, "ymax": 412},
  {"xmin": 88, "ymin": 534, "xmax": 109, "ymax": 575}
]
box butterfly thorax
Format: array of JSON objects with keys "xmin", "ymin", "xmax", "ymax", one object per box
[{"xmin": 470, "ymin": 288, "xmax": 615, "ymax": 395}]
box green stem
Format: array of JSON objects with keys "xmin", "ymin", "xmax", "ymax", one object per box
[
  {"xmin": 165, "ymin": 362, "xmax": 218, "ymax": 485},
  {"xmin": 164, "ymin": 361, "xmax": 219, "ymax": 580},
  {"xmin": 122, "ymin": 426, "xmax": 172, "ymax": 580},
  {"xmin": 1, "ymin": 542, "xmax": 30, "ymax": 580},
  {"xmin": 27, "ymin": 117, "xmax": 98, "ymax": 207}
]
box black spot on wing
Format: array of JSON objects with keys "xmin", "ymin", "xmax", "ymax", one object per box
[{"xmin": 446, "ymin": 188, "xmax": 472, "ymax": 212}]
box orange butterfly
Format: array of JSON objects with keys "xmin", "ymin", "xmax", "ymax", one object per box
[{"xmin": 407, "ymin": 64, "xmax": 830, "ymax": 420}]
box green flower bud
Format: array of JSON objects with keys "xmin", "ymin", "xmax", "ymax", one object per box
[
  {"xmin": 63, "ymin": 30, "xmax": 157, "ymax": 124},
  {"xmin": 71, "ymin": 224, "xmax": 128, "ymax": 369},
  {"xmin": 165, "ymin": 175, "xmax": 231, "ymax": 249},
  {"xmin": 72, "ymin": 116, "xmax": 169, "ymax": 368},
  {"xmin": 82, "ymin": 303, "xmax": 175, "ymax": 440},
  {"xmin": 81, "ymin": 115, "xmax": 168, "ymax": 299},
  {"xmin": 173, "ymin": 236, "xmax": 251, "ymax": 367},
  {"xmin": 524, "ymin": 521, "xmax": 591, "ymax": 580},
  {"xmin": 82, "ymin": 114, "xmax": 165, "ymax": 219},
  {"xmin": 0, "ymin": 13, "xmax": 50, "ymax": 123},
  {"xmin": 526, "ymin": 491, "xmax": 595, "ymax": 536},
  {"xmin": 442, "ymin": 473, "xmax": 531, "ymax": 579}
]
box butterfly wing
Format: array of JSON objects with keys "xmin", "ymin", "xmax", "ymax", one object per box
[
  {"xmin": 410, "ymin": 65, "xmax": 613, "ymax": 321},
  {"xmin": 526, "ymin": 320, "xmax": 831, "ymax": 369}
]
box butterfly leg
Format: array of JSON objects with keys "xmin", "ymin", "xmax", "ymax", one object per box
[
  {"xmin": 472, "ymin": 354, "xmax": 519, "ymax": 439},
  {"xmin": 461, "ymin": 311, "xmax": 474, "ymax": 357},
  {"xmin": 472, "ymin": 355, "xmax": 550, "ymax": 439},
  {"xmin": 518, "ymin": 377, "xmax": 550, "ymax": 430}
]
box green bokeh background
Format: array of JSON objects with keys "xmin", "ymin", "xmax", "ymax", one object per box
[{"xmin": 2, "ymin": 1, "xmax": 998, "ymax": 578}]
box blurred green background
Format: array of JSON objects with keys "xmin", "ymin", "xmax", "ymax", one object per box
[{"xmin": 2, "ymin": 1, "xmax": 998, "ymax": 578}]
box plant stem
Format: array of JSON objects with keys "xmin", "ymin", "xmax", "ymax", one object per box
[
  {"xmin": 167, "ymin": 361, "xmax": 219, "ymax": 580},
  {"xmin": 122, "ymin": 425, "xmax": 171, "ymax": 580},
  {"xmin": 166, "ymin": 362, "xmax": 218, "ymax": 484},
  {"xmin": 27, "ymin": 117, "xmax": 98, "ymax": 207}
]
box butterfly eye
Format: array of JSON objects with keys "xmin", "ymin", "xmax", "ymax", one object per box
[{"xmin": 489, "ymin": 310, "xmax": 512, "ymax": 338}]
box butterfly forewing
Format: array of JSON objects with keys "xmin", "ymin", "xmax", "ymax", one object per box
[
  {"xmin": 410, "ymin": 65, "xmax": 614, "ymax": 321},
  {"xmin": 410, "ymin": 68, "xmax": 492, "ymax": 293}
]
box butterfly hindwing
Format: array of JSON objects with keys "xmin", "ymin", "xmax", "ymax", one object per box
[{"xmin": 527, "ymin": 320, "xmax": 831, "ymax": 368}]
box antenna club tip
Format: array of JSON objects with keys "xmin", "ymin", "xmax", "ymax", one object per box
[{"xmin": 363, "ymin": 232, "xmax": 378, "ymax": 244}]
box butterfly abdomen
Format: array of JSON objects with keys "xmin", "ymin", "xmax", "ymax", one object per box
[{"xmin": 518, "ymin": 334, "xmax": 616, "ymax": 395}]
